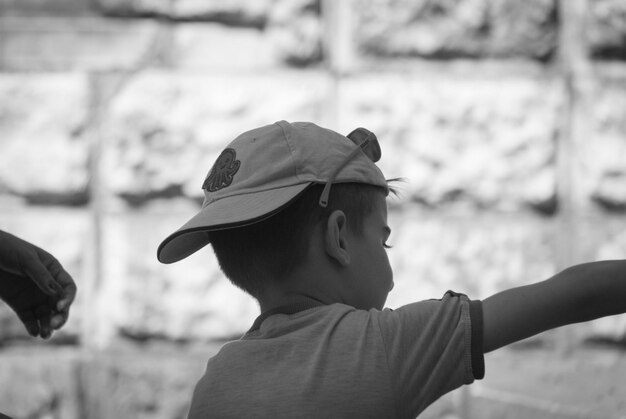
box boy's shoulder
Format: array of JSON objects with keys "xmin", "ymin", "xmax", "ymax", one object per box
[
  {"xmin": 218, "ymin": 293, "xmax": 471, "ymax": 348},
  {"xmin": 189, "ymin": 293, "xmax": 482, "ymax": 419}
]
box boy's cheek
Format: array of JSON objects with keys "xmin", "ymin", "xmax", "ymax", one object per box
[{"xmin": 386, "ymin": 262, "xmax": 394, "ymax": 291}]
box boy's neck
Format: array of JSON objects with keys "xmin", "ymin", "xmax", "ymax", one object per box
[
  {"xmin": 257, "ymin": 290, "xmax": 339, "ymax": 313},
  {"xmin": 256, "ymin": 254, "xmax": 348, "ymax": 313}
]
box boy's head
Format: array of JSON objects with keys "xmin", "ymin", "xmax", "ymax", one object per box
[
  {"xmin": 157, "ymin": 121, "xmax": 394, "ymax": 309},
  {"xmin": 207, "ymin": 182, "xmax": 393, "ymax": 309}
]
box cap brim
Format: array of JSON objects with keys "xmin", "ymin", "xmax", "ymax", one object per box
[{"xmin": 157, "ymin": 183, "xmax": 311, "ymax": 264}]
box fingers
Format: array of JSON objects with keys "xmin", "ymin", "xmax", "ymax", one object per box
[
  {"xmin": 33, "ymin": 249, "xmax": 77, "ymax": 324},
  {"xmin": 51, "ymin": 291, "xmax": 71, "ymax": 331},
  {"xmin": 17, "ymin": 310, "xmax": 40, "ymax": 337},
  {"xmin": 38, "ymin": 315, "xmax": 53, "ymax": 339},
  {"xmin": 50, "ymin": 311, "xmax": 68, "ymax": 329},
  {"xmin": 33, "ymin": 301, "xmax": 57, "ymax": 339},
  {"xmin": 31, "ymin": 254, "xmax": 76, "ymax": 337},
  {"xmin": 51, "ymin": 268, "xmax": 75, "ymax": 333},
  {"xmin": 8, "ymin": 240, "xmax": 77, "ymax": 338},
  {"xmin": 39, "ymin": 249, "xmax": 77, "ymax": 308},
  {"xmin": 20, "ymin": 253, "xmax": 60, "ymax": 297},
  {"xmin": 17, "ymin": 296, "xmax": 65, "ymax": 339},
  {"xmin": 26, "ymin": 322, "xmax": 40, "ymax": 337},
  {"xmin": 41, "ymin": 304, "xmax": 70, "ymax": 338},
  {"xmin": 53, "ymin": 269, "xmax": 77, "ymax": 312},
  {"xmin": 24, "ymin": 319, "xmax": 41, "ymax": 337}
]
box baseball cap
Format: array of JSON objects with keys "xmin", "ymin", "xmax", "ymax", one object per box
[{"xmin": 157, "ymin": 120, "xmax": 387, "ymax": 264}]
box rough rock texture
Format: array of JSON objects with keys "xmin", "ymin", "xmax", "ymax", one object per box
[
  {"xmin": 99, "ymin": 210, "xmax": 258, "ymax": 343},
  {"xmin": 589, "ymin": 0, "xmax": 626, "ymax": 60},
  {"xmin": 0, "ymin": 0, "xmax": 92, "ymax": 16},
  {"xmin": 0, "ymin": 348, "xmax": 83, "ymax": 419},
  {"xmin": 80, "ymin": 348, "xmax": 211, "ymax": 419},
  {"xmin": 0, "ymin": 346, "xmax": 216, "ymax": 419},
  {"xmin": 95, "ymin": 0, "xmax": 271, "ymax": 25},
  {"xmin": 386, "ymin": 211, "xmax": 557, "ymax": 308},
  {"xmin": 0, "ymin": 209, "xmax": 88, "ymax": 343},
  {"xmin": 0, "ymin": 17, "xmax": 163, "ymax": 71},
  {"xmin": 267, "ymin": 0, "xmax": 323, "ymax": 66},
  {"xmin": 172, "ymin": 24, "xmax": 280, "ymax": 70},
  {"xmin": 100, "ymin": 71, "xmax": 331, "ymax": 207},
  {"xmin": 584, "ymin": 67, "xmax": 626, "ymax": 210},
  {"xmin": 94, "ymin": 0, "xmax": 323, "ymax": 66},
  {"xmin": 355, "ymin": 0, "xmax": 558, "ymax": 60},
  {"xmin": 338, "ymin": 66, "xmax": 561, "ymax": 213},
  {"xmin": 473, "ymin": 347, "xmax": 626, "ymax": 418},
  {"xmin": 0, "ymin": 74, "xmax": 90, "ymax": 204}
]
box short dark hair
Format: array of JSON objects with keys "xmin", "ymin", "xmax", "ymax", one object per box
[{"xmin": 207, "ymin": 182, "xmax": 389, "ymax": 298}]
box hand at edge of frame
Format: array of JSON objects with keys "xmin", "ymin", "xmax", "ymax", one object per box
[{"xmin": 0, "ymin": 230, "xmax": 77, "ymax": 339}]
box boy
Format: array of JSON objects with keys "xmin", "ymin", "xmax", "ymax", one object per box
[{"xmin": 158, "ymin": 121, "xmax": 626, "ymax": 418}]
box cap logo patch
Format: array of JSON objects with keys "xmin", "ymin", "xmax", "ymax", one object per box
[{"xmin": 202, "ymin": 148, "xmax": 241, "ymax": 192}]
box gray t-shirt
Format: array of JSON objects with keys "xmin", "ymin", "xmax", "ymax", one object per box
[{"xmin": 188, "ymin": 291, "xmax": 484, "ymax": 419}]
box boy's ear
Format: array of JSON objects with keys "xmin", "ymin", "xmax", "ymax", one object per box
[{"xmin": 324, "ymin": 210, "xmax": 350, "ymax": 266}]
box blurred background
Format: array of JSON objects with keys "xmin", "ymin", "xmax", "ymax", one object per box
[{"xmin": 0, "ymin": 0, "xmax": 625, "ymax": 417}]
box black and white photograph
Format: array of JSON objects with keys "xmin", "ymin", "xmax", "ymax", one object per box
[{"xmin": 0, "ymin": 0, "xmax": 625, "ymax": 418}]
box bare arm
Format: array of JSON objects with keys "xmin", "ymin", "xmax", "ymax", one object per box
[{"xmin": 482, "ymin": 260, "xmax": 626, "ymax": 353}]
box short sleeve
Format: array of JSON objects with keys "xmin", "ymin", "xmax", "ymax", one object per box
[{"xmin": 375, "ymin": 291, "xmax": 484, "ymax": 418}]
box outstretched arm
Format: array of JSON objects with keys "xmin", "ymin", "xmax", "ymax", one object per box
[
  {"xmin": 482, "ymin": 260, "xmax": 626, "ymax": 353},
  {"xmin": 0, "ymin": 230, "xmax": 77, "ymax": 339}
]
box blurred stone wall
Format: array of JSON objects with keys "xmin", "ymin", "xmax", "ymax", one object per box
[{"xmin": 0, "ymin": 0, "xmax": 625, "ymax": 418}]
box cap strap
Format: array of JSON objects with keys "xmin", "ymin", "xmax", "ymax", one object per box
[{"xmin": 318, "ymin": 135, "xmax": 372, "ymax": 208}]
